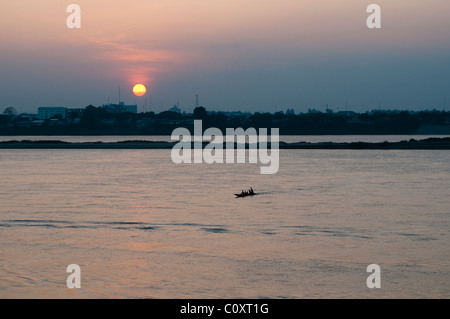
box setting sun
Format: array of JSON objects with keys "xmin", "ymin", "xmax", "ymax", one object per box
[{"xmin": 132, "ymin": 84, "xmax": 147, "ymax": 96}]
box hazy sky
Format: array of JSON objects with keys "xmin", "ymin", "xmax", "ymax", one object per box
[{"xmin": 1, "ymin": 0, "xmax": 449, "ymax": 114}]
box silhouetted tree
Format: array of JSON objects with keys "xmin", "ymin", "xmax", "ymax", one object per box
[
  {"xmin": 157, "ymin": 111, "xmax": 183, "ymax": 120},
  {"xmin": 193, "ymin": 106, "xmax": 207, "ymax": 120},
  {"xmin": 3, "ymin": 107, "xmax": 17, "ymax": 116},
  {"xmin": 209, "ymin": 112, "xmax": 228, "ymax": 130},
  {"xmin": 0, "ymin": 114, "xmax": 9, "ymax": 127},
  {"xmin": 80, "ymin": 105, "xmax": 108, "ymax": 128}
]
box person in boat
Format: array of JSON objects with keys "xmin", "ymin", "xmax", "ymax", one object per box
[{"xmin": 236, "ymin": 188, "xmax": 253, "ymax": 196}]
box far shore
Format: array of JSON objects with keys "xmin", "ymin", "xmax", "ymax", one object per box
[{"xmin": 0, "ymin": 138, "xmax": 449, "ymax": 149}]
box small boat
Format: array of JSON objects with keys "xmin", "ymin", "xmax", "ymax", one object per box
[
  {"xmin": 235, "ymin": 188, "xmax": 256, "ymax": 198},
  {"xmin": 235, "ymin": 193, "xmax": 255, "ymax": 198}
]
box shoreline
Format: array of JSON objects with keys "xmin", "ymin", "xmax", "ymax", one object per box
[{"xmin": 0, "ymin": 138, "xmax": 449, "ymax": 149}]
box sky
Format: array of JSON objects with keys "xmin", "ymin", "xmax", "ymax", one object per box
[{"xmin": 0, "ymin": 0, "xmax": 449, "ymax": 114}]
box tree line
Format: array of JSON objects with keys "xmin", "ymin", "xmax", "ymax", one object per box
[{"xmin": 0, "ymin": 105, "xmax": 449, "ymax": 135}]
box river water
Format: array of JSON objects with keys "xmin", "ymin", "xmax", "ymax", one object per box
[{"xmin": 0, "ymin": 143, "xmax": 449, "ymax": 298}]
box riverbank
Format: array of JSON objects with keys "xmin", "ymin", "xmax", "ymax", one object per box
[{"xmin": 0, "ymin": 137, "xmax": 449, "ymax": 149}]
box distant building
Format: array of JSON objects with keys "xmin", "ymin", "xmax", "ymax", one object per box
[
  {"xmin": 168, "ymin": 105, "xmax": 181, "ymax": 113},
  {"xmin": 102, "ymin": 102, "xmax": 137, "ymax": 114},
  {"xmin": 67, "ymin": 108, "xmax": 85, "ymax": 119},
  {"xmin": 19, "ymin": 113, "xmax": 38, "ymax": 121},
  {"xmin": 20, "ymin": 112, "xmax": 38, "ymax": 118},
  {"xmin": 38, "ymin": 107, "xmax": 67, "ymax": 120}
]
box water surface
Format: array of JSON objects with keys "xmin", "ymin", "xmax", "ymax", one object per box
[{"xmin": 0, "ymin": 149, "xmax": 449, "ymax": 298}]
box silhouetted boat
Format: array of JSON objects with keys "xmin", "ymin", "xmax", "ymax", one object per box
[
  {"xmin": 235, "ymin": 193, "xmax": 255, "ymax": 198},
  {"xmin": 235, "ymin": 188, "xmax": 255, "ymax": 198}
]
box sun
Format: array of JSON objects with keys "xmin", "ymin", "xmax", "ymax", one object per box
[{"xmin": 132, "ymin": 84, "xmax": 147, "ymax": 96}]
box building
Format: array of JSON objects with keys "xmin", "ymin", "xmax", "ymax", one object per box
[
  {"xmin": 67, "ymin": 108, "xmax": 85, "ymax": 119},
  {"xmin": 168, "ymin": 105, "xmax": 181, "ymax": 113},
  {"xmin": 38, "ymin": 107, "xmax": 67, "ymax": 120},
  {"xmin": 102, "ymin": 102, "xmax": 137, "ymax": 114},
  {"xmin": 19, "ymin": 113, "xmax": 38, "ymax": 120}
]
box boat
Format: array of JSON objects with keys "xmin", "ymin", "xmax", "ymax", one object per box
[
  {"xmin": 235, "ymin": 188, "xmax": 256, "ymax": 198},
  {"xmin": 235, "ymin": 193, "xmax": 255, "ymax": 198}
]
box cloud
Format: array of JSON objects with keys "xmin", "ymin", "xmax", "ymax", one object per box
[{"xmin": 87, "ymin": 32, "xmax": 184, "ymax": 85}]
